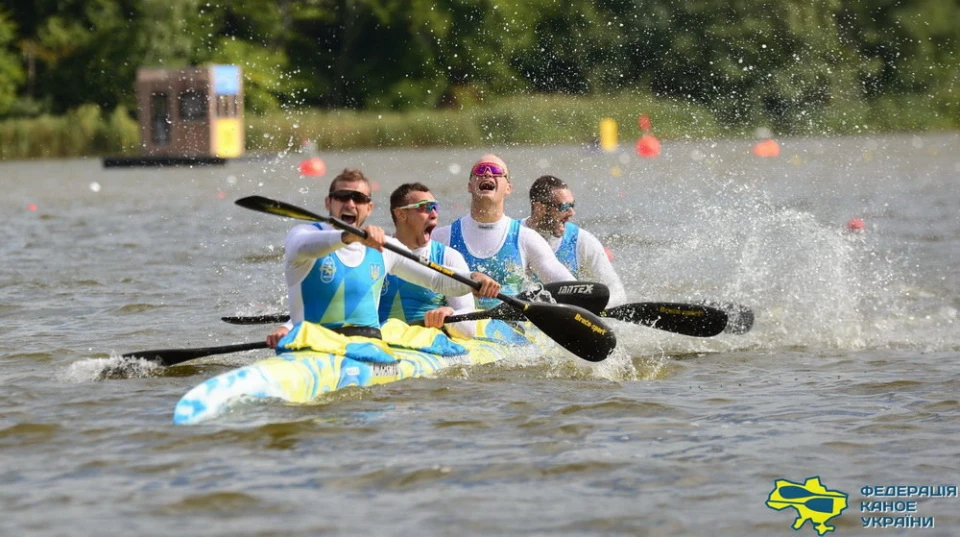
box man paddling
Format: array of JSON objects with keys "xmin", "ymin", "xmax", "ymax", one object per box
[
  {"xmin": 266, "ymin": 169, "xmax": 499, "ymax": 348},
  {"xmin": 431, "ymin": 154, "xmax": 575, "ymax": 308},
  {"xmin": 379, "ymin": 182, "xmax": 485, "ymax": 337},
  {"xmin": 522, "ymin": 175, "xmax": 627, "ymax": 307}
]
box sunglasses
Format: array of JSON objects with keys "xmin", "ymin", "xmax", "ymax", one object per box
[
  {"xmin": 470, "ymin": 162, "xmax": 507, "ymax": 177},
  {"xmin": 329, "ymin": 190, "xmax": 372, "ymax": 204},
  {"xmin": 552, "ymin": 202, "xmax": 575, "ymax": 212},
  {"xmin": 396, "ymin": 200, "xmax": 439, "ymax": 213}
]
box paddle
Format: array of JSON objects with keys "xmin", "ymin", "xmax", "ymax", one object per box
[
  {"xmin": 121, "ymin": 341, "xmax": 268, "ymax": 367},
  {"xmin": 699, "ymin": 300, "xmax": 755, "ymax": 334},
  {"xmin": 222, "ymin": 281, "xmax": 612, "ymax": 326},
  {"xmin": 234, "ymin": 195, "xmax": 617, "ymax": 362},
  {"xmin": 222, "ymin": 313, "xmax": 290, "ymax": 325},
  {"xmin": 601, "ymin": 303, "xmax": 728, "ymax": 338}
]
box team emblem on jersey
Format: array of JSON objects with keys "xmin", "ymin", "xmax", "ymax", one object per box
[
  {"xmin": 380, "ymin": 275, "xmax": 390, "ymax": 295},
  {"xmin": 320, "ymin": 255, "xmax": 337, "ymax": 283},
  {"xmin": 369, "ymin": 263, "xmax": 382, "ymax": 281}
]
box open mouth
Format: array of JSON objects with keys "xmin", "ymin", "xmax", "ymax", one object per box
[
  {"xmin": 477, "ymin": 178, "xmax": 497, "ymax": 192},
  {"xmin": 340, "ymin": 214, "xmax": 358, "ymax": 225}
]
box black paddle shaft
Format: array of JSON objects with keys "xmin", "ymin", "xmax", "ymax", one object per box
[{"xmin": 121, "ymin": 341, "xmax": 268, "ymax": 367}]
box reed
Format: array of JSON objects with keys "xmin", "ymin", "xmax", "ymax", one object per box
[{"xmin": 0, "ymin": 93, "xmax": 953, "ymax": 160}]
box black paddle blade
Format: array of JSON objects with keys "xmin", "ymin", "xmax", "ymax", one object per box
[
  {"xmin": 121, "ymin": 341, "xmax": 268, "ymax": 367},
  {"xmin": 698, "ymin": 301, "xmax": 755, "ymax": 334},
  {"xmin": 520, "ymin": 302, "xmax": 617, "ymax": 362},
  {"xmin": 540, "ymin": 281, "xmax": 610, "ymax": 313},
  {"xmin": 602, "ymin": 303, "xmax": 727, "ymax": 338},
  {"xmin": 222, "ymin": 314, "xmax": 290, "ymax": 325}
]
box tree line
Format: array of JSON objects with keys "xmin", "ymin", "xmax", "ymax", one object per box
[{"xmin": 1, "ymin": 0, "xmax": 958, "ymax": 133}]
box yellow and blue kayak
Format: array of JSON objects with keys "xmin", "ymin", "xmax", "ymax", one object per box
[{"xmin": 173, "ymin": 318, "xmax": 547, "ymax": 425}]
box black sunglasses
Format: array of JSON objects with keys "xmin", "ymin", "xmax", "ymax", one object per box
[{"xmin": 329, "ymin": 190, "xmax": 372, "ymax": 204}]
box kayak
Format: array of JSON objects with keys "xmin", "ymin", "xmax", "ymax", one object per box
[{"xmin": 173, "ymin": 318, "xmax": 548, "ymax": 425}]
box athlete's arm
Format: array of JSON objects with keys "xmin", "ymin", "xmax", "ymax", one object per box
[
  {"xmin": 577, "ymin": 229, "xmax": 628, "ymax": 307},
  {"xmin": 382, "ymin": 238, "xmax": 475, "ymax": 297},
  {"xmin": 285, "ymin": 224, "xmax": 346, "ymax": 261},
  {"xmin": 519, "ymin": 227, "xmax": 575, "ymax": 283}
]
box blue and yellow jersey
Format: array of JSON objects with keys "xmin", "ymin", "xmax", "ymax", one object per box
[
  {"xmin": 300, "ymin": 223, "xmax": 386, "ymax": 329},
  {"xmin": 378, "ymin": 240, "xmax": 447, "ymax": 324},
  {"xmin": 450, "ymin": 218, "xmax": 524, "ymax": 309}
]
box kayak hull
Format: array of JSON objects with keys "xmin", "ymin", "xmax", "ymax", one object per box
[{"xmin": 173, "ymin": 326, "xmax": 542, "ymax": 425}]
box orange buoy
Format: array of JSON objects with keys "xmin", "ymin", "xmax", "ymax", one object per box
[
  {"xmin": 752, "ymin": 139, "xmax": 781, "ymax": 158},
  {"xmin": 636, "ymin": 135, "xmax": 661, "ymax": 158},
  {"xmin": 298, "ymin": 157, "xmax": 327, "ymax": 176}
]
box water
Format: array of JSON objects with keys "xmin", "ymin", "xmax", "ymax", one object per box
[{"xmin": 2, "ymin": 133, "xmax": 959, "ymax": 536}]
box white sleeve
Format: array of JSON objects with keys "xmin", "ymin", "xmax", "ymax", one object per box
[
  {"xmin": 284, "ymin": 224, "xmax": 345, "ymax": 262},
  {"xmin": 519, "ymin": 226, "xmax": 575, "ymax": 283},
  {"xmin": 283, "ymin": 224, "xmax": 349, "ymax": 325},
  {"xmin": 440, "ymin": 247, "xmax": 479, "ymax": 339},
  {"xmin": 576, "ymin": 229, "xmax": 628, "ymax": 307},
  {"xmin": 382, "ymin": 237, "xmax": 474, "ymax": 297}
]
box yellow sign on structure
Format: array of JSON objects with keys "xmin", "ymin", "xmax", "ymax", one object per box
[{"xmin": 213, "ymin": 118, "xmax": 243, "ymax": 158}]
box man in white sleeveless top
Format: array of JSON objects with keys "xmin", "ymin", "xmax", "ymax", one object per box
[{"xmin": 431, "ymin": 154, "xmax": 574, "ymax": 309}]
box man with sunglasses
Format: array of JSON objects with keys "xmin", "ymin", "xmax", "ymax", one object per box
[
  {"xmin": 378, "ymin": 182, "xmax": 490, "ymax": 337},
  {"xmin": 432, "ymin": 154, "xmax": 575, "ymax": 309},
  {"xmin": 266, "ymin": 169, "xmax": 500, "ymax": 348},
  {"xmin": 522, "ymin": 175, "xmax": 627, "ymax": 307}
]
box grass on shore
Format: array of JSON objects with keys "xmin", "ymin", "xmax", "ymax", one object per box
[{"xmin": 1, "ymin": 92, "xmax": 956, "ymax": 160}]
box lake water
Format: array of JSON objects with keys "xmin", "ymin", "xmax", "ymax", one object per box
[{"xmin": 2, "ymin": 133, "xmax": 959, "ymax": 536}]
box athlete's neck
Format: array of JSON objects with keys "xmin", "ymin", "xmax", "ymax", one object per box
[{"xmin": 470, "ymin": 199, "xmax": 504, "ymax": 223}]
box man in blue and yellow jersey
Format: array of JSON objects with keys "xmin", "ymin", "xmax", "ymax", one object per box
[
  {"xmin": 378, "ymin": 182, "xmax": 481, "ymax": 338},
  {"xmin": 522, "ymin": 175, "xmax": 627, "ymax": 307},
  {"xmin": 266, "ymin": 169, "xmax": 500, "ymax": 348},
  {"xmin": 432, "ymin": 154, "xmax": 574, "ymax": 309}
]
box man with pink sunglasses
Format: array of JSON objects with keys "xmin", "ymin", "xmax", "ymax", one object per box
[{"xmin": 432, "ymin": 154, "xmax": 575, "ymax": 309}]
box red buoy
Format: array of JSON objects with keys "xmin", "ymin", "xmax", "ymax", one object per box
[
  {"xmin": 298, "ymin": 157, "xmax": 327, "ymax": 176},
  {"xmin": 636, "ymin": 135, "xmax": 661, "ymax": 158}
]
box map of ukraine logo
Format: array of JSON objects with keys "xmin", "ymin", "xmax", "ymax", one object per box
[{"xmin": 766, "ymin": 476, "xmax": 848, "ymax": 535}]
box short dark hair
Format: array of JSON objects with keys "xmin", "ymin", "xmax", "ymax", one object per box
[
  {"xmin": 329, "ymin": 168, "xmax": 371, "ymax": 193},
  {"xmin": 529, "ymin": 175, "xmax": 568, "ymax": 205},
  {"xmin": 389, "ymin": 182, "xmax": 431, "ymax": 224}
]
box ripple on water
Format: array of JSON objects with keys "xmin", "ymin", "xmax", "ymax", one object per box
[
  {"xmin": 154, "ymin": 491, "xmax": 293, "ymax": 516},
  {"xmin": 0, "ymin": 422, "xmax": 65, "ymax": 447}
]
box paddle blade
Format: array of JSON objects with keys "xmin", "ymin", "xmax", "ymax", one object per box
[
  {"xmin": 602, "ymin": 302, "xmax": 727, "ymax": 337},
  {"xmin": 540, "ymin": 281, "xmax": 610, "ymax": 313},
  {"xmin": 222, "ymin": 314, "xmax": 290, "ymax": 325},
  {"xmin": 698, "ymin": 301, "xmax": 755, "ymax": 334},
  {"xmin": 121, "ymin": 341, "xmax": 268, "ymax": 367},
  {"xmin": 519, "ymin": 302, "xmax": 617, "ymax": 362}
]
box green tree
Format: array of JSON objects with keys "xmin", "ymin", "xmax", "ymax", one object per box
[{"xmin": 0, "ymin": 9, "xmax": 24, "ymax": 115}]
